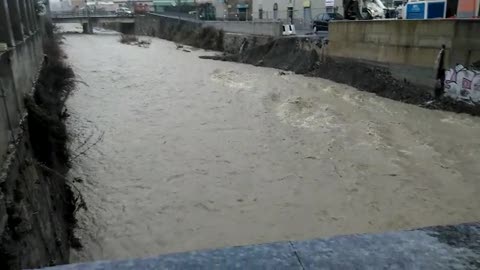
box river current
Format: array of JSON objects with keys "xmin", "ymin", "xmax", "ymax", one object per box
[{"xmin": 63, "ymin": 31, "xmax": 480, "ymax": 262}]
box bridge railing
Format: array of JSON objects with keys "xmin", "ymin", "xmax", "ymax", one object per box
[{"xmin": 51, "ymin": 10, "xmax": 120, "ymax": 18}]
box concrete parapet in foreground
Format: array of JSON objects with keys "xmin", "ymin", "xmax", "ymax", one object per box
[{"xmin": 44, "ymin": 223, "xmax": 480, "ymax": 270}]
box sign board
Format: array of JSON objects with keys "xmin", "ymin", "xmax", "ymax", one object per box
[
  {"xmin": 326, "ymin": 0, "xmax": 335, "ymax": 7},
  {"xmin": 406, "ymin": 2, "xmax": 426, "ymax": 19},
  {"xmin": 405, "ymin": 0, "xmax": 446, "ymax": 19}
]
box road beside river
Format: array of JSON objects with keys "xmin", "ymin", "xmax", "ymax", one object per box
[{"xmin": 64, "ymin": 32, "xmax": 480, "ymax": 262}]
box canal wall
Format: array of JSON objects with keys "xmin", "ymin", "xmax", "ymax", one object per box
[
  {"xmin": 135, "ymin": 14, "xmax": 224, "ymax": 51},
  {"xmin": 135, "ymin": 13, "xmax": 282, "ymax": 37},
  {"xmin": 328, "ymin": 19, "xmax": 480, "ymax": 88},
  {"xmin": 222, "ymin": 33, "xmax": 273, "ymax": 54},
  {"xmin": 134, "ymin": 14, "xmax": 275, "ymax": 53},
  {"xmin": 1, "ymin": 7, "xmax": 75, "ymax": 269},
  {"xmin": 202, "ymin": 20, "xmax": 283, "ymax": 37}
]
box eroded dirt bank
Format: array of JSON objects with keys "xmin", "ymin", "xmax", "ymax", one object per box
[
  {"xmin": 202, "ymin": 37, "xmax": 480, "ymax": 116},
  {"xmin": 64, "ymin": 34, "xmax": 480, "ymax": 262},
  {"xmin": 134, "ymin": 15, "xmax": 224, "ymax": 51}
]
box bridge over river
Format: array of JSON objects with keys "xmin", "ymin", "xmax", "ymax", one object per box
[{"xmin": 51, "ymin": 11, "xmax": 135, "ymax": 33}]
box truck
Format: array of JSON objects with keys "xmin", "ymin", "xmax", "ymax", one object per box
[{"xmin": 343, "ymin": 0, "xmax": 388, "ymax": 19}]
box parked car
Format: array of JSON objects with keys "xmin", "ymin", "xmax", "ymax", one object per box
[
  {"xmin": 312, "ymin": 13, "xmax": 344, "ymax": 32},
  {"xmin": 115, "ymin": 7, "xmax": 133, "ymax": 17}
]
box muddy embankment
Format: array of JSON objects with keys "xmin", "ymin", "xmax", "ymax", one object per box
[
  {"xmin": 0, "ymin": 23, "xmax": 78, "ymax": 269},
  {"xmin": 135, "ymin": 15, "xmax": 224, "ymax": 51},
  {"xmin": 200, "ymin": 37, "xmax": 480, "ymax": 116},
  {"xmin": 155, "ymin": 24, "xmax": 224, "ymax": 51}
]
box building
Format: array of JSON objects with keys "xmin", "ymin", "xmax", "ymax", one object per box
[
  {"xmin": 251, "ymin": 0, "xmax": 344, "ymax": 23},
  {"xmin": 213, "ymin": 0, "xmax": 253, "ymax": 20},
  {"xmin": 457, "ymin": 0, "xmax": 480, "ymax": 17},
  {"xmin": 71, "ymin": 0, "xmax": 86, "ymax": 9},
  {"xmin": 153, "ymin": 0, "xmax": 195, "ymax": 12},
  {"xmin": 113, "ymin": 0, "xmax": 154, "ymax": 8},
  {"xmin": 50, "ymin": 0, "xmax": 73, "ymax": 11}
]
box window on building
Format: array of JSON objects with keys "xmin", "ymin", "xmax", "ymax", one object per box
[
  {"xmin": 287, "ymin": 6, "xmax": 293, "ymax": 22},
  {"xmin": 273, "ymin": 3, "xmax": 278, "ymax": 19}
]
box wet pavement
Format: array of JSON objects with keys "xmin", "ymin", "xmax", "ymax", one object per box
[{"xmin": 63, "ymin": 32, "xmax": 480, "ymax": 263}]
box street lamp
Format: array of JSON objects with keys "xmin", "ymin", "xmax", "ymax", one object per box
[{"xmin": 84, "ymin": 0, "xmax": 90, "ymax": 16}]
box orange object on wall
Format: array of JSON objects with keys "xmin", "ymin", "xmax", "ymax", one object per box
[{"xmin": 457, "ymin": 0, "xmax": 480, "ymax": 17}]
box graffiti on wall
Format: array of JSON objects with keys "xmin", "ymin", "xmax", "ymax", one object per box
[{"xmin": 444, "ymin": 64, "xmax": 480, "ymax": 104}]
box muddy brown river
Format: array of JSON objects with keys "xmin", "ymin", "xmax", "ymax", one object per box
[{"xmin": 63, "ymin": 31, "xmax": 480, "ymax": 262}]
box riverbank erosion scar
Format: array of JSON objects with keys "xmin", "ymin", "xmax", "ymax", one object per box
[
  {"xmin": 0, "ymin": 22, "xmax": 77, "ymax": 269},
  {"xmin": 135, "ymin": 14, "xmax": 224, "ymax": 51}
]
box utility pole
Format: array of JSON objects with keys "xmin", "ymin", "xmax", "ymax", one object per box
[
  {"xmin": 83, "ymin": 0, "xmax": 93, "ymax": 33},
  {"xmin": 86, "ymin": 0, "xmax": 90, "ymax": 20}
]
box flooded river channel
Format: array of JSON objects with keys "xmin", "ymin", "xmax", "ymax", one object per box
[{"xmin": 63, "ymin": 32, "xmax": 480, "ymax": 262}]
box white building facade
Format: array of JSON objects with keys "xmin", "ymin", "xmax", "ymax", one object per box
[
  {"xmin": 251, "ymin": 0, "xmax": 344, "ymax": 23},
  {"xmin": 50, "ymin": 0, "xmax": 74, "ymax": 11}
]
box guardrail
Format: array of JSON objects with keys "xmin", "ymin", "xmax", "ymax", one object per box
[{"xmin": 51, "ymin": 11, "xmax": 132, "ymax": 18}]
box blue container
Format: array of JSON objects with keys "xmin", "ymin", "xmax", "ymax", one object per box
[
  {"xmin": 406, "ymin": 2, "xmax": 426, "ymax": 19},
  {"xmin": 427, "ymin": 1, "xmax": 446, "ymax": 18},
  {"xmin": 405, "ymin": 1, "xmax": 446, "ymax": 19}
]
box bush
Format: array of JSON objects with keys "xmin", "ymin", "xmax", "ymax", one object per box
[{"xmin": 119, "ymin": 34, "xmax": 139, "ymax": 44}]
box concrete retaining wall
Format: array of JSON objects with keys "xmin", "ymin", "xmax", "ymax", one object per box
[
  {"xmin": 327, "ymin": 19, "xmax": 480, "ymax": 87},
  {"xmin": 0, "ymin": 32, "xmax": 43, "ymax": 166},
  {"xmin": 135, "ymin": 14, "xmax": 202, "ymax": 37},
  {"xmin": 203, "ymin": 20, "xmax": 282, "ymax": 37},
  {"xmin": 223, "ymin": 33, "xmax": 273, "ymax": 54},
  {"xmin": 0, "ymin": 28, "xmax": 72, "ymax": 269},
  {"xmin": 1, "ymin": 0, "xmax": 42, "ymax": 163},
  {"xmin": 0, "ymin": 25, "xmax": 76, "ymax": 269},
  {"xmin": 1, "ymin": 2, "xmax": 75, "ymax": 266},
  {"xmin": 135, "ymin": 14, "xmax": 273, "ymax": 53},
  {"xmin": 137, "ymin": 13, "xmax": 282, "ymax": 37}
]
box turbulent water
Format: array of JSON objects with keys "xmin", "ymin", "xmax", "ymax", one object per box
[{"xmin": 63, "ymin": 31, "xmax": 480, "ymax": 262}]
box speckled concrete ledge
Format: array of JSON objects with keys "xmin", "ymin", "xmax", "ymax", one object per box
[{"xmin": 42, "ymin": 223, "xmax": 480, "ymax": 270}]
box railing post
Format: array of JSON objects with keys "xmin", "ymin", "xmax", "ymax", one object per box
[
  {"xmin": 18, "ymin": 0, "xmax": 32, "ymax": 35},
  {"xmin": 0, "ymin": 0, "xmax": 15, "ymax": 47},
  {"xmin": 26, "ymin": 0, "xmax": 37, "ymax": 31},
  {"xmin": 7, "ymin": 0, "xmax": 25, "ymax": 42}
]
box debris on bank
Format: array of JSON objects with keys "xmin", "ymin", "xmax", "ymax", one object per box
[
  {"xmin": 200, "ymin": 37, "xmax": 480, "ymax": 117},
  {"xmin": 120, "ymin": 34, "xmax": 151, "ymax": 48},
  {"xmin": 200, "ymin": 38, "xmax": 318, "ymax": 74},
  {"xmin": 175, "ymin": 44, "xmax": 193, "ymax": 53}
]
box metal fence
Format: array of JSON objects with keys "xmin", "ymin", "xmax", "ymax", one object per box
[
  {"xmin": 154, "ymin": 11, "xmax": 254, "ymax": 22},
  {"xmin": 254, "ymin": 8, "xmax": 339, "ymax": 29},
  {"xmin": 151, "ymin": 7, "xmax": 340, "ymax": 32},
  {"xmin": 154, "ymin": 11, "xmax": 197, "ymax": 19},
  {"xmin": 51, "ymin": 10, "xmax": 120, "ymax": 18}
]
